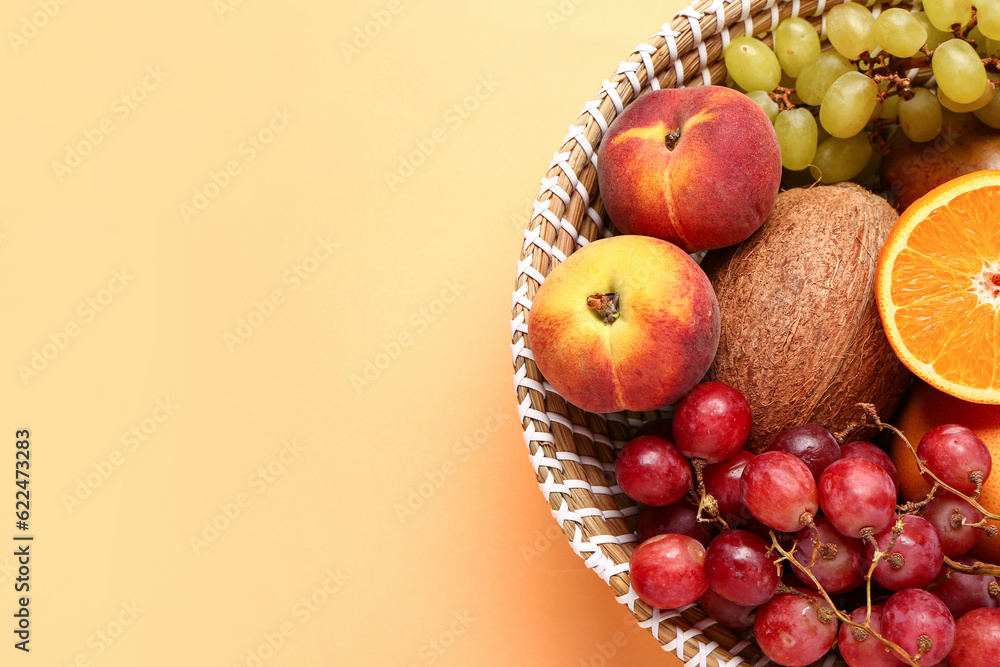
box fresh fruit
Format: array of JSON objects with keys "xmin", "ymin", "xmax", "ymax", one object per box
[
  {"xmin": 701, "ymin": 184, "xmax": 910, "ymax": 450},
  {"xmin": 527, "ymin": 235, "xmax": 720, "ymax": 413},
  {"xmin": 754, "ymin": 588, "xmax": 839, "ymax": 666},
  {"xmin": 596, "ymin": 86, "xmax": 781, "ymax": 253},
  {"xmin": 841, "ymin": 440, "xmax": 900, "ymax": 496},
  {"xmin": 866, "ymin": 515, "xmax": 945, "ymax": 591},
  {"xmin": 838, "ymin": 606, "xmax": 903, "ymax": 667},
  {"xmin": 791, "ymin": 517, "xmax": 865, "ymax": 594},
  {"xmin": 917, "ymin": 425, "xmax": 992, "ymax": 494},
  {"xmin": 898, "ymin": 87, "xmax": 944, "ymax": 143},
  {"xmin": 672, "ymin": 381, "xmax": 752, "ymax": 463},
  {"xmin": 923, "ymin": 493, "xmax": 985, "ymax": 557},
  {"xmin": 702, "ymin": 449, "xmax": 755, "ymax": 527},
  {"xmin": 826, "ymin": 2, "xmax": 877, "ymax": 59},
  {"xmin": 882, "ymin": 111, "xmax": 1000, "ymax": 212},
  {"xmin": 704, "ymin": 529, "xmax": 781, "ymax": 606},
  {"xmin": 874, "ymin": 8, "xmax": 927, "ymax": 57},
  {"xmin": 819, "ymin": 457, "xmax": 897, "ymax": 538},
  {"xmin": 928, "ymin": 556, "xmax": 1000, "ymax": 619},
  {"xmin": 724, "ymin": 37, "xmax": 782, "ymax": 92},
  {"xmin": 875, "ymin": 170, "xmax": 1000, "ymax": 405},
  {"xmin": 795, "ymin": 51, "xmax": 854, "ymax": 106},
  {"xmin": 740, "ymin": 451, "xmax": 818, "ymax": 532},
  {"xmin": 810, "ymin": 134, "xmax": 873, "ymax": 183},
  {"xmin": 629, "ymin": 533, "xmax": 709, "ymax": 609},
  {"xmin": 933, "ymin": 39, "xmax": 988, "ymax": 105},
  {"xmin": 697, "ymin": 587, "xmax": 755, "ymax": 630},
  {"xmin": 615, "ymin": 435, "xmax": 692, "ymax": 506},
  {"xmin": 820, "ymin": 71, "xmax": 879, "ymax": 138},
  {"xmin": 881, "ymin": 588, "xmax": 955, "ymax": 666},
  {"xmin": 767, "ymin": 424, "xmax": 841, "ymax": 481},
  {"xmin": 773, "ymin": 17, "xmax": 820, "ymax": 77},
  {"xmin": 950, "ymin": 606, "xmax": 1000, "ymax": 666},
  {"xmin": 773, "ymin": 108, "xmax": 818, "ymax": 171},
  {"xmin": 890, "ymin": 380, "xmax": 1000, "ymax": 563},
  {"xmin": 636, "ymin": 501, "xmax": 713, "ymax": 546}
]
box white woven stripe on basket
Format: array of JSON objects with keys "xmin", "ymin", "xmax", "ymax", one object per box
[{"xmin": 511, "ymin": 0, "xmax": 920, "ymax": 664}]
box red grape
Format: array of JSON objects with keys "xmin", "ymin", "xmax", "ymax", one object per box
[
  {"xmin": 882, "ymin": 588, "xmax": 955, "ymax": 666},
  {"xmin": 636, "ymin": 501, "xmax": 713, "ymax": 546},
  {"xmin": 672, "ymin": 381, "xmax": 752, "ymax": 463},
  {"xmin": 838, "ymin": 605, "xmax": 906, "ymax": 667},
  {"xmin": 923, "ymin": 493, "xmax": 984, "ymax": 557},
  {"xmin": 754, "ymin": 588, "xmax": 839, "ymax": 666},
  {"xmin": 818, "ymin": 457, "xmax": 897, "ymax": 538},
  {"xmin": 704, "ymin": 529, "xmax": 781, "ymax": 606},
  {"xmin": 928, "ymin": 556, "xmax": 1000, "ymax": 619},
  {"xmin": 615, "ymin": 435, "xmax": 692, "ymax": 506},
  {"xmin": 917, "ymin": 424, "xmax": 992, "ymax": 495},
  {"xmin": 841, "ymin": 440, "xmax": 900, "ymax": 497},
  {"xmin": 741, "ymin": 451, "xmax": 819, "ymax": 532},
  {"xmin": 791, "ymin": 517, "xmax": 865, "ymax": 594},
  {"xmin": 698, "ymin": 586, "xmax": 755, "ymax": 630},
  {"xmin": 950, "ymin": 607, "xmax": 1000, "ymax": 667},
  {"xmin": 703, "ymin": 450, "xmax": 755, "ymax": 527},
  {"xmin": 629, "ymin": 533, "xmax": 708, "ymax": 609},
  {"xmin": 866, "ymin": 515, "xmax": 944, "ymax": 591},
  {"xmin": 767, "ymin": 424, "xmax": 842, "ymax": 481}
]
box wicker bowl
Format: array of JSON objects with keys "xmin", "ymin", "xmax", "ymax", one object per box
[{"xmin": 508, "ymin": 0, "xmax": 920, "ymax": 664}]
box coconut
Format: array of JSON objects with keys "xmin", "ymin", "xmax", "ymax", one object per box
[{"xmin": 700, "ymin": 183, "xmax": 911, "ymax": 452}]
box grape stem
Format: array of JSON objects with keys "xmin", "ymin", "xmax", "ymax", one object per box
[
  {"xmin": 849, "ymin": 403, "xmax": 1000, "ymax": 523},
  {"xmin": 768, "ymin": 534, "xmax": 921, "ymax": 667}
]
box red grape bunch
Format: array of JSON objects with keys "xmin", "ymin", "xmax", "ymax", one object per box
[{"xmin": 618, "ymin": 382, "xmax": 1000, "ymax": 667}]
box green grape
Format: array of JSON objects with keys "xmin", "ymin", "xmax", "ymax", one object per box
[
  {"xmin": 974, "ymin": 84, "xmax": 1000, "ymax": 127},
  {"xmin": 869, "ymin": 100, "xmax": 884, "ymax": 122},
  {"xmin": 746, "ymin": 90, "xmax": 780, "ymax": 122},
  {"xmin": 796, "ymin": 51, "xmax": 854, "ymax": 105},
  {"xmin": 988, "ymin": 37, "xmax": 1000, "ymax": 55},
  {"xmin": 914, "ymin": 11, "xmax": 953, "ymax": 51},
  {"xmin": 774, "ymin": 17, "xmax": 821, "ymax": 77},
  {"xmin": 977, "ymin": 0, "xmax": 1000, "ymax": 39},
  {"xmin": 880, "ymin": 93, "xmax": 901, "ymax": 119},
  {"xmin": 938, "ymin": 80, "xmax": 995, "ymax": 111},
  {"xmin": 826, "ymin": 3, "xmax": 877, "ymax": 59},
  {"xmin": 773, "ymin": 108, "xmax": 818, "ymax": 170},
  {"xmin": 923, "ymin": 0, "xmax": 973, "ymax": 31},
  {"xmin": 898, "ymin": 88, "xmax": 943, "ymax": 142},
  {"xmin": 874, "ymin": 8, "xmax": 927, "ymax": 57},
  {"xmin": 878, "ymin": 81, "xmax": 899, "ymax": 120},
  {"xmin": 809, "ymin": 135, "xmax": 873, "ymax": 183},
  {"xmin": 970, "ymin": 26, "xmax": 990, "ymax": 56},
  {"xmin": 933, "ymin": 39, "xmax": 988, "ymax": 104},
  {"xmin": 725, "ymin": 37, "xmax": 782, "ymax": 93},
  {"xmin": 819, "ymin": 71, "xmax": 879, "ymax": 138}
]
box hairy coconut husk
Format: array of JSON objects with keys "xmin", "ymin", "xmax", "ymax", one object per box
[{"xmin": 700, "ymin": 183, "xmax": 911, "ymax": 452}]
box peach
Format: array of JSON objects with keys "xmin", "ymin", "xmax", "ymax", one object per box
[
  {"xmin": 597, "ymin": 85, "xmax": 781, "ymax": 253},
  {"xmin": 527, "ymin": 235, "xmax": 719, "ymax": 413}
]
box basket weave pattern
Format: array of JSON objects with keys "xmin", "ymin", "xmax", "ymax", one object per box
[{"xmin": 510, "ymin": 0, "xmax": 918, "ymax": 664}]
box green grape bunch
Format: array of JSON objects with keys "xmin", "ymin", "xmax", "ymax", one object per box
[{"xmin": 724, "ymin": 1, "xmax": 1000, "ymax": 185}]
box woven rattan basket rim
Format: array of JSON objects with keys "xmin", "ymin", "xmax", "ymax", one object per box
[{"xmin": 510, "ymin": 0, "xmax": 926, "ymax": 664}]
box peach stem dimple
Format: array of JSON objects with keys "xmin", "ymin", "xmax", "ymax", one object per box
[
  {"xmin": 664, "ymin": 128, "xmax": 681, "ymax": 151},
  {"xmin": 587, "ymin": 293, "xmax": 620, "ymax": 324}
]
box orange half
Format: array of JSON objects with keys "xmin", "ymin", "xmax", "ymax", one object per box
[{"xmin": 876, "ymin": 170, "xmax": 1000, "ymax": 405}]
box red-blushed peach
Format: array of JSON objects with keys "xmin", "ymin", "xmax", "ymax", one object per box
[
  {"xmin": 597, "ymin": 85, "xmax": 781, "ymax": 252},
  {"xmin": 527, "ymin": 235, "xmax": 720, "ymax": 413}
]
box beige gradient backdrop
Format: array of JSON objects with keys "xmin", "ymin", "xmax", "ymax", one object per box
[{"xmin": 1, "ymin": 1, "xmax": 691, "ymax": 665}]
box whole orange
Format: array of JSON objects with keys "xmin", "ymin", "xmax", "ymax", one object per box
[{"xmin": 891, "ymin": 380, "xmax": 1000, "ymax": 564}]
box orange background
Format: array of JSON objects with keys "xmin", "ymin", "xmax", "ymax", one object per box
[{"xmin": 1, "ymin": 0, "xmax": 687, "ymax": 665}]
